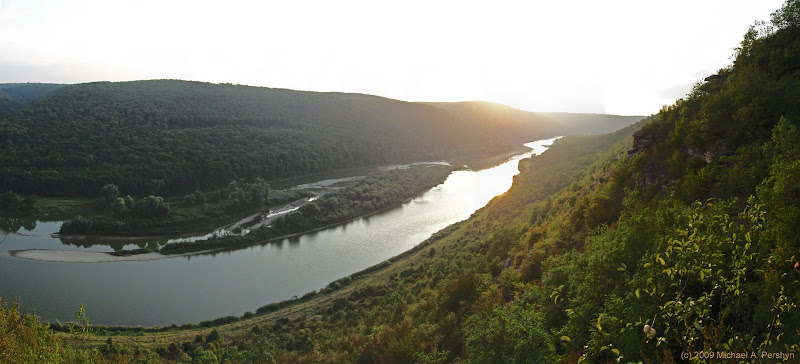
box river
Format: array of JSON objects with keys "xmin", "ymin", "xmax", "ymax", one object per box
[{"xmin": 0, "ymin": 138, "xmax": 556, "ymax": 326}]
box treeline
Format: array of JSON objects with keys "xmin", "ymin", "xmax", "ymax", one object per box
[
  {"xmin": 158, "ymin": 165, "xmax": 454, "ymax": 255},
  {"xmin": 59, "ymin": 179, "xmax": 271, "ymax": 236},
  {"xmin": 0, "ymin": 191, "xmax": 36, "ymax": 213}
]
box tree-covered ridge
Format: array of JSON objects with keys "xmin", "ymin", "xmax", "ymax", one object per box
[{"xmin": 0, "ymin": 80, "xmax": 640, "ymax": 198}]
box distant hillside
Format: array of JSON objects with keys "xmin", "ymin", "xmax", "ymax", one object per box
[
  {"xmin": 0, "ymin": 83, "xmax": 64, "ymax": 116},
  {"xmin": 426, "ymin": 101, "xmax": 644, "ymax": 136},
  {"xmin": 0, "ymin": 80, "xmax": 640, "ymax": 197}
]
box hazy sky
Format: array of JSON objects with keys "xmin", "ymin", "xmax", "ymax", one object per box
[{"xmin": 0, "ymin": 0, "xmax": 784, "ymax": 115}]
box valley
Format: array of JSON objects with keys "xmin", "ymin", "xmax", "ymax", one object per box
[{"xmin": 2, "ymin": 2, "xmax": 799, "ymax": 362}]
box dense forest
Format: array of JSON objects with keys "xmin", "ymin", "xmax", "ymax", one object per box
[
  {"xmin": 4, "ymin": 2, "xmax": 800, "ymax": 363},
  {"xmin": 0, "ymin": 80, "xmax": 639, "ymax": 198},
  {"xmin": 0, "ymin": 83, "xmax": 63, "ymax": 116}
]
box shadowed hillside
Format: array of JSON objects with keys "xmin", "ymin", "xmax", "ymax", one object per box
[{"xmin": 0, "ymin": 81, "xmax": 640, "ymax": 197}]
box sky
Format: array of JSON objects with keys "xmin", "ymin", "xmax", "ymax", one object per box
[{"xmin": 0, "ymin": 0, "xmax": 785, "ymax": 115}]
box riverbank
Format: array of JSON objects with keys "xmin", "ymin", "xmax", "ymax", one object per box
[{"xmin": 450, "ymin": 144, "xmax": 533, "ymax": 170}]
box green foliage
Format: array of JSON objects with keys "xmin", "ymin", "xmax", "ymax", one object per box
[
  {"xmin": 0, "ymin": 298, "xmax": 143, "ymax": 363},
  {"xmin": 0, "ymin": 298, "xmax": 66, "ymax": 363},
  {"xmin": 111, "ymin": 198, "xmax": 128, "ymax": 218},
  {"xmin": 100, "ymin": 184, "xmax": 120, "ymax": 205},
  {"xmin": 60, "ymin": 182, "xmax": 268, "ymax": 236},
  {"xmin": 0, "ymin": 83, "xmax": 63, "ymax": 116},
  {"xmin": 68, "ymin": 304, "xmax": 92, "ymax": 341},
  {"xmin": 771, "ymin": 0, "xmax": 800, "ymax": 29},
  {"xmin": 465, "ymin": 305, "xmax": 556, "ymax": 364},
  {"xmin": 182, "ymin": 190, "xmax": 206, "ymax": 206},
  {"xmin": 61, "ymin": 195, "xmax": 173, "ymax": 235},
  {"xmin": 132, "ymin": 195, "xmax": 170, "ymax": 219},
  {"xmin": 59, "ymin": 215, "xmax": 96, "ymax": 234},
  {"xmin": 225, "ymin": 179, "xmax": 269, "ymax": 211},
  {"xmin": 0, "ymin": 190, "xmax": 36, "ymax": 212}
]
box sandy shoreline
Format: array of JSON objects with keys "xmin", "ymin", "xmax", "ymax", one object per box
[{"xmin": 8, "ymin": 249, "xmax": 208, "ymax": 263}]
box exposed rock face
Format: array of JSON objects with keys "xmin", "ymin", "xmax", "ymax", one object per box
[
  {"xmin": 628, "ymin": 128, "xmax": 728, "ymax": 190},
  {"xmin": 628, "ymin": 130, "xmax": 667, "ymax": 189},
  {"xmin": 628, "ymin": 130, "xmax": 659, "ymax": 156},
  {"xmin": 640, "ymin": 162, "xmax": 667, "ymax": 189},
  {"xmin": 704, "ymin": 74, "xmax": 728, "ymax": 82},
  {"xmin": 686, "ymin": 140, "xmax": 728, "ymax": 163}
]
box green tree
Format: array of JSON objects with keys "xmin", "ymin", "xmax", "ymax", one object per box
[
  {"xmin": 123, "ymin": 195, "xmax": 135, "ymax": 209},
  {"xmin": 0, "ymin": 191, "xmax": 30, "ymax": 211},
  {"xmin": 99, "ymin": 184, "xmax": 120, "ymax": 205},
  {"xmin": 465, "ymin": 305, "xmax": 556, "ymax": 363},
  {"xmin": 133, "ymin": 195, "xmax": 170, "ymax": 218},
  {"xmin": 111, "ymin": 197, "xmax": 128, "ymax": 218},
  {"xmin": 192, "ymin": 190, "xmax": 206, "ymax": 204},
  {"xmin": 772, "ymin": 0, "xmax": 800, "ymax": 29}
]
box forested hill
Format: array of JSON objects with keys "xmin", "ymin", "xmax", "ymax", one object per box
[{"xmin": 0, "ymin": 80, "xmax": 641, "ymax": 197}]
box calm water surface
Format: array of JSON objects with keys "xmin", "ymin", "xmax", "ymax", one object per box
[{"xmin": 0, "ymin": 139, "xmax": 555, "ymax": 325}]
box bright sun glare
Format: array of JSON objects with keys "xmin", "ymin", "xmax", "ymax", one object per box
[{"xmin": 0, "ymin": 0, "xmax": 784, "ymax": 115}]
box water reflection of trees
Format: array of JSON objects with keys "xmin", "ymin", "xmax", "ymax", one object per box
[
  {"xmin": 57, "ymin": 237, "xmax": 166, "ymax": 252},
  {"xmin": 0, "ymin": 216, "xmax": 37, "ymax": 234}
]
